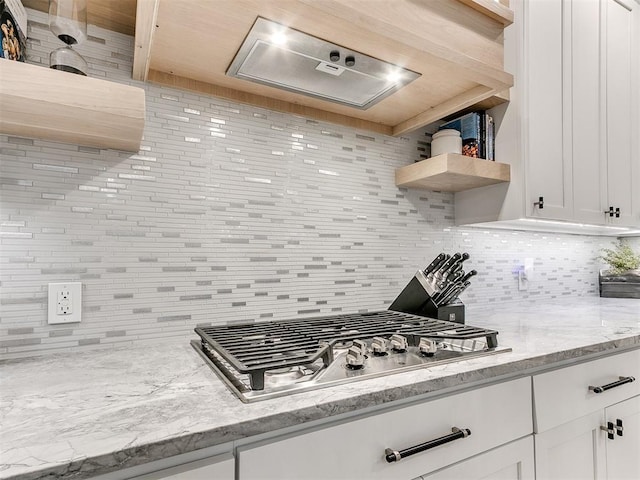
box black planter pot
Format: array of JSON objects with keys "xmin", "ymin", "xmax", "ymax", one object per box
[{"xmin": 599, "ymin": 269, "xmax": 640, "ymax": 299}]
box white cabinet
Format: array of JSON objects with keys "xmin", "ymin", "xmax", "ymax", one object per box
[
  {"xmin": 601, "ymin": 0, "xmax": 640, "ymax": 227},
  {"xmin": 454, "ymin": 0, "xmax": 640, "ymax": 232},
  {"xmin": 533, "ymin": 349, "xmax": 640, "ymax": 479},
  {"xmin": 535, "ymin": 396, "xmax": 640, "ymax": 480},
  {"xmin": 572, "ymin": 0, "xmax": 639, "ymax": 227},
  {"xmin": 237, "ymin": 377, "xmax": 532, "ymax": 480}
]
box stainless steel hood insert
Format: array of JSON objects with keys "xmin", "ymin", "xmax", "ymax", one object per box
[{"xmin": 227, "ymin": 17, "xmax": 421, "ymax": 110}]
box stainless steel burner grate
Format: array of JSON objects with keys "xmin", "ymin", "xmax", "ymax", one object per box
[{"xmin": 194, "ymin": 311, "xmax": 501, "ymax": 394}]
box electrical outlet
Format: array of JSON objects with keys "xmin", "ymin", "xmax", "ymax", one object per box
[
  {"xmin": 57, "ymin": 288, "xmax": 73, "ymax": 315},
  {"xmin": 48, "ymin": 282, "xmax": 82, "ymax": 324}
]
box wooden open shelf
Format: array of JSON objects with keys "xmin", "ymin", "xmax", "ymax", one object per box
[
  {"xmin": 0, "ymin": 60, "xmax": 145, "ymax": 152},
  {"xmin": 395, "ymin": 154, "xmax": 511, "ymax": 192}
]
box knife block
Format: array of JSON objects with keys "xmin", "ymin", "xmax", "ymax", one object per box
[{"xmin": 388, "ymin": 270, "xmax": 466, "ymax": 324}]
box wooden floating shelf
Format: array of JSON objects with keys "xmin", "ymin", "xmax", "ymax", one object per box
[
  {"xmin": 395, "ymin": 154, "xmax": 511, "ymax": 192},
  {"xmin": 0, "ymin": 60, "xmax": 145, "ymax": 152}
]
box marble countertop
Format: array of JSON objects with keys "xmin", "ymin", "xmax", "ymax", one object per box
[{"xmin": 1, "ymin": 297, "xmax": 639, "ymax": 480}]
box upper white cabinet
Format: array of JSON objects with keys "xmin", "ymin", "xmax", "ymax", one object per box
[{"xmin": 455, "ymin": 0, "xmax": 640, "ymax": 232}]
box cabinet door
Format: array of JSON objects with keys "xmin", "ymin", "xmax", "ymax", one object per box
[
  {"xmin": 524, "ymin": 0, "xmax": 573, "ymax": 221},
  {"xmin": 605, "ymin": 395, "xmax": 640, "ymax": 479},
  {"xmin": 603, "ymin": 0, "xmax": 639, "ymax": 227},
  {"xmin": 420, "ymin": 436, "xmax": 534, "ymax": 480},
  {"xmin": 571, "ymin": 0, "xmax": 607, "ymax": 225},
  {"xmin": 535, "ymin": 410, "xmax": 607, "ymax": 480}
]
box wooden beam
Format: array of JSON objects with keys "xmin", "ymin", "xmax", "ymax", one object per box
[
  {"xmin": 147, "ymin": 70, "xmax": 394, "ymax": 136},
  {"xmin": 392, "ymin": 85, "xmax": 496, "ymax": 136},
  {"xmin": 132, "ymin": 0, "xmax": 160, "ymax": 81}
]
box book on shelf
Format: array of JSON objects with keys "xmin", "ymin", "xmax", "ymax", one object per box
[{"xmin": 438, "ymin": 111, "xmax": 495, "ymax": 161}]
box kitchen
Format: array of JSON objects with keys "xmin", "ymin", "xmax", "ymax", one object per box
[{"xmin": 1, "ymin": 0, "xmax": 639, "ymax": 479}]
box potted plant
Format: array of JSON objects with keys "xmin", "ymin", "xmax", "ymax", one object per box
[{"xmin": 598, "ymin": 240, "xmax": 640, "ymax": 299}]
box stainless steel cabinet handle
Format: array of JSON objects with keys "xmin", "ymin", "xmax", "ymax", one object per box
[
  {"xmin": 588, "ymin": 376, "xmax": 636, "ymax": 394},
  {"xmin": 384, "ymin": 427, "xmax": 471, "ymax": 463},
  {"xmin": 601, "ymin": 421, "xmax": 615, "ymax": 440}
]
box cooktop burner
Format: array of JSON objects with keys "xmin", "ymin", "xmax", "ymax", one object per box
[{"xmin": 193, "ymin": 310, "xmax": 510, "ymax": 403}]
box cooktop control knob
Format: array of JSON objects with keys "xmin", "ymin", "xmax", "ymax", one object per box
[
  {"xmin": 419, "ymin": 337, "xmax": 438, "ymax": 357},
  {"xmin": 346, "ymin": 339, "xmax": 367, "ymax": 369},
  {"xmin": 390, "ymin": 334, "xmax": 408, "ymax": 352},
  {"xmin": 371, "ymin": 336, "xmax": 388, "ymax": 356}
]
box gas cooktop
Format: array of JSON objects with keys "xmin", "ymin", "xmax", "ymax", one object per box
[{"xmin": 192, "ymin": 310, "xmax": 510, "ymax": 403}]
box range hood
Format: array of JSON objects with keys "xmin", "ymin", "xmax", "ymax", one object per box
[{"xmin": 227, "ymin": 17, "xmax": 421, "ymax": 110}]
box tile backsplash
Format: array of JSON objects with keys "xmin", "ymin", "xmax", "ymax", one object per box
[{"xmin": 0, "ymin": 10, "xmax": 622, "ymax": 358}]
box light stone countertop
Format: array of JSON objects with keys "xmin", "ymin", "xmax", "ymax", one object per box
[{"xmin": 1, "ymin": 297, "xmax": 639, "ymax": 480}]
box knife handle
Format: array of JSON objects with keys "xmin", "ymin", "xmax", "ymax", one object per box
[
  {"xmin": 445, "ymin": 270, "xmax": 464, "ymax": 285},
  {"xmin": 424, "ymin": 253, "xmax": 447, "ymax": 274},
  {"xmin": 442, "ymin": 281, "xmax": 471, "ymax": 305},
  {"xmin": 427, "ymin": 254, "xmax": 450, "ymax": 279},
  {"xmin": 460, "ymin": 270, "xmax": 477, "ymax": 283},
  {"xmin": 439, "ymin": 252, "xmax": 462, "ymax": 273}
]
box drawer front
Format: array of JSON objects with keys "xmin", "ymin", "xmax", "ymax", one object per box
[
  {"xmin": 420, "ymin": 436, "xmax": 535, "ymax": 480},
  {"xmin": 238, "ymin": 377, "xmax": 532, "ymax": 480},
  {"xmin": 127, "ymin": 454, "xmax": 234, "ymax": 480},
  {"xmin": 533, "ymin": 348, "xmax": 640, "ymax": 433}
]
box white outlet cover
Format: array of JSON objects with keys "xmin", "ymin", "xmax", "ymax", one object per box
[{"xmin": 48, "ymin": 282, "xmax": 82, "ymax": 324}]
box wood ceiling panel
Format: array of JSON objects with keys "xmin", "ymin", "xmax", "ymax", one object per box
[
  {"xmin": 148, "ymin": 0, "xmax": 487, "ymax": 127},
  {"xmin": 27, "ymin": 0, "xmax": 514, "ymax": 136}
]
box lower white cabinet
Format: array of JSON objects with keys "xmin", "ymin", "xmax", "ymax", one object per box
[
  {"xmin": 237, "ymin": 377, "xmax": 532, "ymax": 480},
  {"xmin": 420, "ymin": 436, "xmax": 534, "ymax": 480},
  {"xmin": 605, "ymin": 395, "xmax": 640, "ymax": 479},
  {"xmin": 533, "ymin": 349, "xmax": 640, "ymax": 480},
  {"xmin": 535, "ymin": 396, "xmax": 640, "ymax": 480}
]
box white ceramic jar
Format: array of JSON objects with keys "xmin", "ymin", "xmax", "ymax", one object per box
[{"xmin": 431, "ymin": 129, "xmax": 462, "ymax": 157}]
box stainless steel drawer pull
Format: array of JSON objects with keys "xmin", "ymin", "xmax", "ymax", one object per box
[
  {"xmin": 384, "ymin": 427, "xmax": 471, "ymax": 463},
  {"xmin": 588, "ymin": 376, "xmax": 636, "ymax": 394}
]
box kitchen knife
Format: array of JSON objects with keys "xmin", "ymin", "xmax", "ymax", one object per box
[
  {"xmin": 425, "ymin": 254, "xmax": 450, "ymax": 284},
  {"xmin": 443, "ymin": 252, "xmax": 470, "ymax": 277},
  {"xmin": 460, "ymin": 270, "xmax": 478, "ymax": 283},
  {"xmin": 441, "ymin": 281, "xmax": 471, "ymax": 305},
  {"xmin": 438, "ymin": 269, "xmax": 464, "ymax": 290},
  {"xmin": 432, "ymin": 285, "xmax": 454, "ymax": 304},
  {"xmin": 430, "ymin": 253, "xmax": 462, "ymax": 289},
  {"xmin": 437, "ymin": 253, "xmax": 462, "ymax": 276},
  {"xmin": 424, "ymin": 253, "xmax": 447, "ymax": 275}
]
